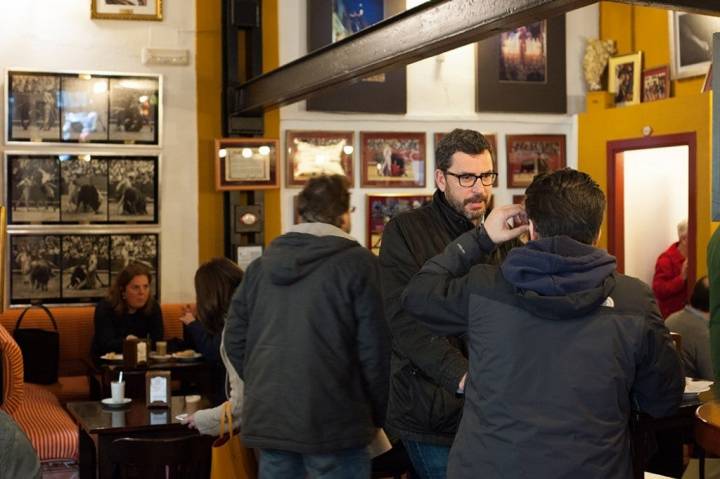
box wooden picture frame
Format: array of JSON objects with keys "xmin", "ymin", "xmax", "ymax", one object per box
[
  {"xmin": 360, "ymin": 132, "xmax": 426, "ymax": 187},
  {"xmin": 433, "ymin": 132, "xmax": 499, "ymax": 186},
  {"xmin": 367, "ymin": 194, "xmax": 432, "ymax": 255},
  {"xmin": 6, "ymin": 70, "xmax": 161, "ymax": 145},
  {"xmin": 476, "ymin": 15, "xmax": 566, "ymax": 113},
  {"xmin": 506, "ymin": 134, "xmax": 566, "ymax": 188},
  {"xmin": 215, "ymin": 138, "xmax": 279, "ymax": 191},
  {"xmin": 608, "ymin": 52, "xmax": 643, "ymax": 107},
  {"xmin": 642, "ymin": 66, "xmax": 670, "ymax": 102},
  {"xmin": 306, "ymin": 0, "xmax": 406, "ymax": 113},
  {"xmin": 91, "ymin": 0, "xmax": 163, "ymax": 21},
  {"xmin": 668, "ymin": 11, "xmax": 720, "ymax": 80},
  {"xmin": 285, "ymin": 131, "xmax": 354, "ymax": 187},
  {"xmin": 6, "ymin": 153, "xmax": 159, "ymax": 225}
]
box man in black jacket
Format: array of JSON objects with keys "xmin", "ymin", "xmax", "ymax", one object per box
[
  {"xmin": 402, "ymin": 169, "xmax": 684, "ymax": 478},
  {"xmin": 379, "ymin": 129, "xmax": 498, "ymax": 478},
  {"xmin": 224, "ymin": 175, "xmax": 390, "ymax": 479}
]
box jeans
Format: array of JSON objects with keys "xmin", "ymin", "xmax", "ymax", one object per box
[
  {"xmin": 402, "ymin": 440, "xmax": 450, "ymax": 479},
  {"xmin": 259, "ymin": 447, "xmax": 370, "ymax": 479}
]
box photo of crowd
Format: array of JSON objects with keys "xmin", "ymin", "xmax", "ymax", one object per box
[{"xmin": 7, "ymin": 73, "xmax": 61, "ymax": 141}]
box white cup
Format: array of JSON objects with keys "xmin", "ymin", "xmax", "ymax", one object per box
[{"xmin": 111, "ymin": 381, "xmax": 125, "ymax": 403}]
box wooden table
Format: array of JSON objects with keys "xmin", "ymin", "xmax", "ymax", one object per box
[
  {"xmin": 99, "ymin": 357, "xmax": 213, "ymax": 399},
  {"xmin": 67, "ymin": 395, "xmax": 212, "ymax": 479}
]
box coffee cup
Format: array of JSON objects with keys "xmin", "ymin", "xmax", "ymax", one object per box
[
  {"xmin": 111, "ymin": 381, "xmax": 125, "ymax": 403},
  {"xmin": 156, "ymin": 341, "xmax": 167, "ymax": 356}
]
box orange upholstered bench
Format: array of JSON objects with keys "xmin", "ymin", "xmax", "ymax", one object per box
[{"xmin": 0, "ymin": 304, "xmax": 188, "ymax": 464}]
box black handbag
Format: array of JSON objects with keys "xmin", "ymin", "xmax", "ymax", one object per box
[{"xmin": 13, "ymin": 304, "xmax": 59, "ymax": 384}]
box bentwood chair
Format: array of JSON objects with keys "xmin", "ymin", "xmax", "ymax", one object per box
[{"xmin": 109, "ymin": 435, "xmax": 214, "ymax": 479}]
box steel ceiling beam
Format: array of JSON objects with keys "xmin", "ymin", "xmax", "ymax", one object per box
[{"xmin": 232, "ymin": 0, "xmax": 720, "ymax": 113}]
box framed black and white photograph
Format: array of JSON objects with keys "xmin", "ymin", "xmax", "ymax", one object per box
[
  {"xmin": 669, "ymin": 11, "xmax": 720, "ymax": 79},
  {"xmin": 60, "ymin": 75, "xmax": 109, "ymax": 142},
  {"xmin": 6, "ymin": 70, "xmax": 161, "ymax": 145},
  {"xmin": 110, "ymin": 234, "xmax": 158, "ymax": 296},
  {"xmin": 108, "ymin": 77, "xmax": 159, "ymax": 144},
  {"xmin": 61, "ymin": 235, "xmax": 110, "ymax": 299},
  {"xmin": 61, "ymin": 156, "xmax": 108, "ymax": 223},
  {"xmin": 7, "ymin": 155, "xmax": 61, "ymax": 224},
  {"xmin": 91, "ymin": 0, "xmax": 163, "ymax": 21},
  {"xmin": 7, "ymin": 72, "xmax": 61, "ymax": 142},
  {"xmin": 108, "ymin": 157, "xmax": 158, "ymax": 223},
  {"xmin": 10, "ymin": 234, "xmax": 62, "ymax": 304}
]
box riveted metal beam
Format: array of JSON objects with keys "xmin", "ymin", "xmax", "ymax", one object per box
[{"xmin": 231, "ymin": 0, "xmax": 720, "ymax": 113}]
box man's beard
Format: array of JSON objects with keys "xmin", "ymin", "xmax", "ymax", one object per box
[{"xmin": 447, "ymin": 193, "xmax": 486, "ymax": 225}]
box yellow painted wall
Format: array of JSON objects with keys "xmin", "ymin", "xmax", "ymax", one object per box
[
  {"xmin": 196, "ymin": 0, "xmax": 281, "ymax": 262},
  {"xmin": 582, "ymin": 2, "xmax": 713, "ymax": 275}
]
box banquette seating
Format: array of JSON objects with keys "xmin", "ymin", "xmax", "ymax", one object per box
[{"xmin": 0, "ymin": 304, "xmax": 186, "ymax": 464}]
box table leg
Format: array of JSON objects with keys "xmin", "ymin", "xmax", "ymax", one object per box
[{"xmin": 78, "ymin": 428, "xmax": 97, "ymax": 479}]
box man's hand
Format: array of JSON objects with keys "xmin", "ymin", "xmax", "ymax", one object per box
[{"xmin": 484, "ymin": 204, "xmax": 530, "ymax": 244}]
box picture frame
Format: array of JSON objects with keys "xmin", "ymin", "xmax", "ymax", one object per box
[
  {"xmin": 476, "ymin": 15, "xmax": 566, "ymax": 113},
  {"xmin": 506, "ymin": 134, "xmax": 566, "ymax": 188},
  {"xmin": 668, "ymin": 11, "xmax": 720, "ymax": 80},
  {"xmin": 6, "ymin": 70, "xmax": 161, "ymax": 145},
  {"xmin": 6, "ymin": 153, "xmax": 159, "ymax": 225},
  {"xmin": 8, "ymin": 232, "xmax": 159, "ymax": 306},
  {"xmin": 367, "ymin": 194, "xmax": 432, "ymax": 255},
  {"xmin": 642, "ymin": 66, "xmax": 670, "ymax": 102},
  {"xmin": 433, "ymin": 132, "xmax": 499, "ymax": 186},
  {"xmin": 236, "ymin": 245, "xmax": 263, "ymax": 272},
  {"xmin": 306, "ymin": 0, "xmax": 407, "ymax": 114},
  {"xmin": 360, "ymin": 132, "xmax": 426, "ymax": 188},
  {"xmin": 512, "ymin": 195, "xmax": 526, "ymax": 205},
  {"xmin": 608, "ymin": 52, "xmax": 643, "ymax": 107},
  {"xmin": 214, "ymin": 138, "xmax": 280, "ymax": 191},
  {"xmin": 285, "ymin": 130, "xmax": 354, "ymax": 187},
  {"xmin": 91, "ymin": 0, "xmax": 163, "ymax": 21}
]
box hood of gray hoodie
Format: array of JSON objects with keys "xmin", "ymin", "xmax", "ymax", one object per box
[
  {"xmin": 264, "ymin": 222, "xmax": 358, "ymax": 285},
  {"xmin": 500, "ymin": 236, "xmax": 617, "ymax": 320}
]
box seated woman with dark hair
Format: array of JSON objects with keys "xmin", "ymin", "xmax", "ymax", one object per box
[
  {"xmin": 91, "ymin": 262, "xmax": 163, "ymax": 362},
  {"xmin": 182, "ymin": 257, "xmax": 244, "ymax": 434}
]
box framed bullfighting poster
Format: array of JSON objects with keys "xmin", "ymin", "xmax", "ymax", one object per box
[
  {"xmin": 5, "ymin": 69, "xmax": 161, "ymax": 146},
  {"xmin": 5, "ymin": 153, "xmax": 158, "ymax": 225},
  {"xmin": 285, "ymin": 130, "xmax": 354, "ymax": 187},
  {"xmin": 360, "ymin": 132, "xmax": 426, "ymax": 188},
  {"xmin": 367, "ymin": 194, "xmax": 431, "ymax": 255},
  {"xmin": 8, "ymin": 232, "xmax": 159, "ymax": 306},
  {"xmin": 505, "ymin": 134, "xmax": 566, "ymax": 188}
]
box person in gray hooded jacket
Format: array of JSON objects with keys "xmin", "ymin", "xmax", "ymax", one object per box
[
  {"xmin": 224, "ymin": 174, "xmax": 390, "ymax": 479},
  {"xmin": 402, "ymin": 168, "xmax": 684, "ymax": 479}
]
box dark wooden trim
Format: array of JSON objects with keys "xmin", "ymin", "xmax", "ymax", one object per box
[{"xmin": 606, "ymin": 133, "xmax": 697, "ymax": 287}]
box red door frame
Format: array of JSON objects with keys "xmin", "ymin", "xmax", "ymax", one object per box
[{"xmin": 606, "ymin": 133, "xmax": 696, "ymax": 287}]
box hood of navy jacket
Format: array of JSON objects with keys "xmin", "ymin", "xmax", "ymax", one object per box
[
  {"xmin": 500, "ymin": 235, "xmax": 617, "ymax": 320},
  {"xmin": 264, "ymin": 222, "xmax": 358, "ymax": 285}
]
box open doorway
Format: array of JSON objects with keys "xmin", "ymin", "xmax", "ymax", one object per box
[{"xmin": 607, "ymin": 133, "xmax": 696, "ymax": 290}]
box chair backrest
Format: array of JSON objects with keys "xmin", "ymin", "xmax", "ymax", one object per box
[{"xmin": 109, "ymin": 435, "xmax": 214, "ymax": 479}]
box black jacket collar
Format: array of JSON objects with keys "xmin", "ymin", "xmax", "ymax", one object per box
[{"xmin": 431, "ymin": 189, "xmax": 475, "ymax": 238}]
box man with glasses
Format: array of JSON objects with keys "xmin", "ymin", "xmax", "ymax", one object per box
[{"xmin": 379, "ymin": 129, "xmax": 505, "ymax": 478}]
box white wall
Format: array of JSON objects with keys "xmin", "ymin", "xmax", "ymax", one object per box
[
  {"xmin": 623, "ymin": 146, "xmax": 689, "ymax": 286},
  {"xmin": 278, "ymin": 1, "xmax": 598, "ymax": 245},
  {"xmin": 0, "ymin": 1, "xmax": 198, "ymax": 302}
]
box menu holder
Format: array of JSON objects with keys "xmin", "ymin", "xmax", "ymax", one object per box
[{"xmin": 145, "ymin": 370, "xmax": 171, "ymax": 408}]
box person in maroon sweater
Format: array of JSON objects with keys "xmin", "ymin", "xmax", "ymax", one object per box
[{"xmin": 653, "ymin": 220, "xmax": 688, "ymax": 319}]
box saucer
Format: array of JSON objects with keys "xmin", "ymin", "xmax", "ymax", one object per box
[
  {"xmin": 149, "ymin": 353, "xmax": 172, "ymax": 361},
  {"xmin": 101, "ymin": 397, "xmax": 132, "ymax": 408}
]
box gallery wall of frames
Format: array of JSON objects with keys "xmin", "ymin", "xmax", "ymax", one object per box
[{"xmin": 3, "ymin": 68, "xmax": 162, "ymax": 307}]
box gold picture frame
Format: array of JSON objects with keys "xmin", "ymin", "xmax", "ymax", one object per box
[
  {"xmin": 91, "ymin": 0, "xmax": 163, "ymax": 21},
  {"xmin": 608, "ymin": 52, "xmax": 643, "ymax": 107},
  {"xmin": 214, "ymin": 138, "xmax": 280, "ymax": 191}
]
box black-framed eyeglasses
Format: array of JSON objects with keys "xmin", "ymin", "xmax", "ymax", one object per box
[{"xmin": 445, "ymin": 171, "xmax": 497, "ymax": 187}]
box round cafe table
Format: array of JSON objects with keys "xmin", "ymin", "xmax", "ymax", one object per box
[{"xmin": 696, "ymin": 399, "xmax": 720, "ymax": 456}]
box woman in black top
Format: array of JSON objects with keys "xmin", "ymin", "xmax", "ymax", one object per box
[
  {"xmin": 180, "ymin": 257, "xmax": 243, "ymax": 406},
  {"xmin": 91, "ymin": 262, "xmax": 163, "ymax": 361}
]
